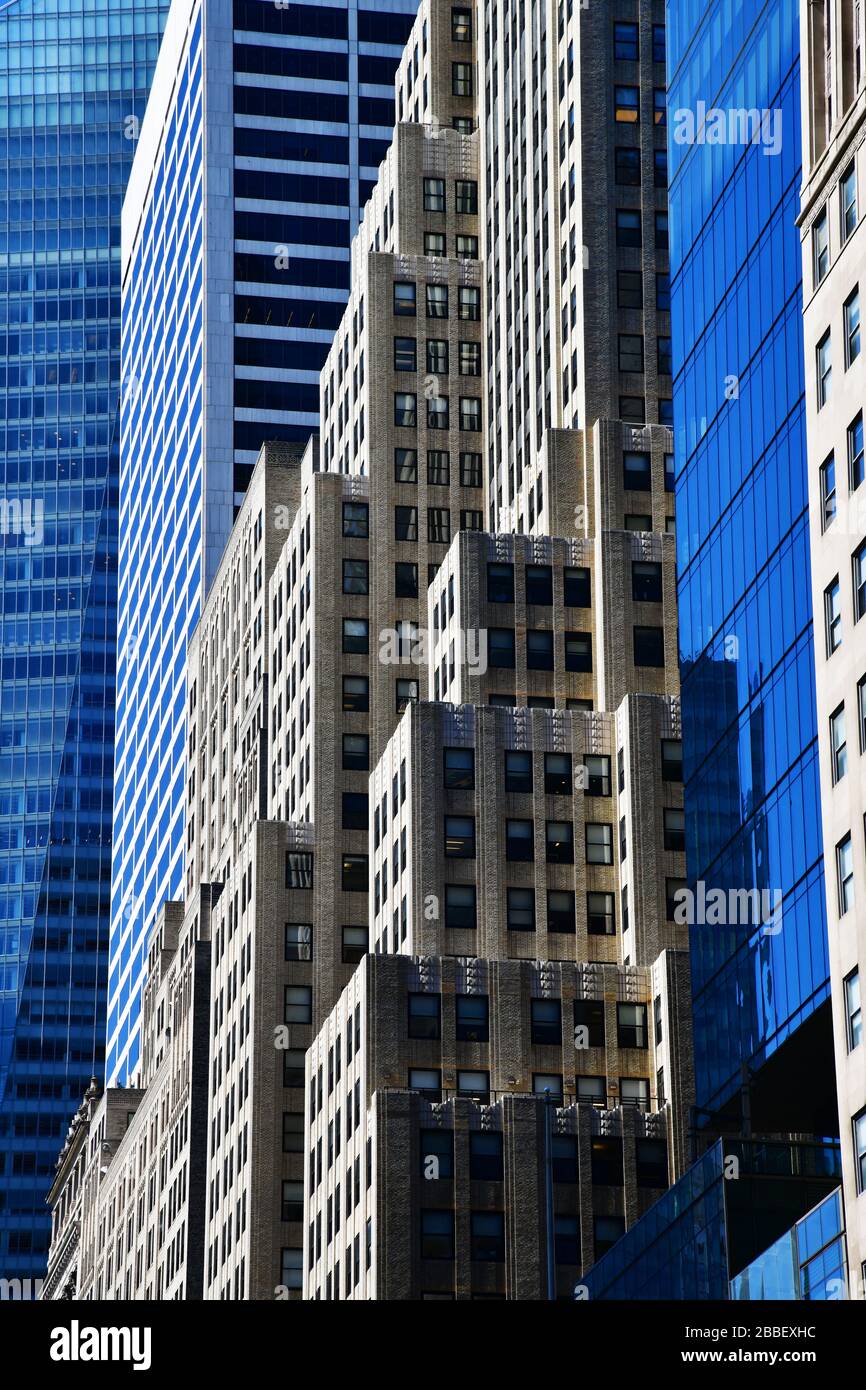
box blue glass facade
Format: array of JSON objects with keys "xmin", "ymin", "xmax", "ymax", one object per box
[
  {"xmin": 731, "ymin": 1189, "xmax": 847, "ymax": 1300},
  {"xmin": 107, "ymin": 0, "xmax": 420, "ymax": 1084},
  {"xmin": 583, "ymin": 1139, "xmax": 842, "ymax": 1300},
  {"xmin": 669, "ymin": 0, "xmax": 831, "ymax": 1120},
  {"xmin": 0, "ymin": 0, "xmax": 168, "ymax": 1279}
]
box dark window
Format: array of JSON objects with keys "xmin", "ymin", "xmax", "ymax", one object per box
[
  {"xmin": 617, "ymin": 1002, "xmax": 647, "ymax": 1049},
  {"xmin": 663, "ymin": 808, "xmax": 685, "ymax": 852},
  {"xmin": 506, "ymin": 819, "xmax": 534, "ymax": 861},
  {"xmin": 615, "ymin": 147, "xmax": 641, "ymax": 185},
  {"xmin": 342, "ymin": 618, "xmax": 369, "ymax": 655},
  {"xmin": 616, "ymin": 209, "xmax": 642, "ymax": 247},
  {"xmin": 445, "ymin": 884, "xmax": 477, "ymax": 929},
  {"xmin": 661, "ymin": 739, "xmax": 682, "ymax": 781},
  {"xmin": 487, "ymin": 563, "xmax": 515, "ymax": 603},
  {"xmin": 342, "ymin": 734, "xmax": 369, "ymax": 770},
  {"xmin": 282, "ymin": 1113, "xmax": 304, "ymax": 1153},
  {"xmin": 444, "ymin": 815, "xmax": 475, "ymax": 858},
  {"xmin": 546, "ymin": 820, "xmax": 574, "ymax": 864},
  {"xmin": 587, "ymin": 892, "xmax": 615, "ymax": 936},
  {"xmin": 634, "ymin": 626, "xmax": 665, "ymax": 667},
  {"xmin": 618, "ymin": 270, "xmax": 643, "ymax": 308},
  {"xmin": 342, "ymin": 676, "xmax": 369, "ymax": 712},
  {"xmin": 636, "ymin": 1139, "xmax": 668, "ymax": 1188},
  {"xmin": 632, "ymin": 561, "xmax": 663, "ymax": 603},
  {"xmin": 420, "ymin": 1210, "xmax": 454, "ymax": 1259},
  {"xmin": 393, "ymin": 336, "xmax": 417, "ymax": 372},
  {"xmin": 552, "ymin": 1136, "xmax": 579, "ymax": 1183},
  {"xmin": 595, "ymin": 1215, "xmax": 625, "ymax": 1257},
  {"xmin": 342, "ymin": 792, "xmax": 368, "ymax": 829},
  {"xmin": 614, "ymin": 20, "xmax": 639, "ymax": 61},
  {"xmin": 544, "ymin": 752, "xmax": 572, "ymax": 796},
  {"xmin": 342, "ymin": 501, "xmax": 369, "ymax": 537},
  {"xmin": 470, "ymin": 1212, "xmax": 505, "ymax": 1261},
  {"xmin": 394, "ymin": 505, "xmax": 418, "ymax": 542},
  {"xmin": 507, "ymin": 887, "xmax": 535, "ymax": 931},
  {"xmin": 285, "ymin": 852, "xmax": 313, "ymax": 888},
  {"xmin": 527, "ymin": 629, "xmax": 554, "ymax": 670},
  {"xmin": 526, "ymin": 564, "xmax": 554, "ymax": 605},
  {"xmin": 342, "ymin": 855, "xmax": 368, "ymax": 892},
  {"xmin": 284, "ymin": 985, "xmax": 312, "ymax": 1025},
  {"xmin": 420, "ymin": 1129, "xmax": 454, "ymax": 1180},
  {"xmin": 488, "ymin": 627, "xmax": 516, "ymax": 668},
  {"xmin": 469, "ymin": 1133, "xmax": 503, "ymax": 1181},
  {"xmin": 564, "ymin": 567, "xmax": 591, "ymax": 607},
  {"xmin": 584, "ymin": 755, "xmax": 611, "ymax": 796},
  {"xmin": 444, "ymin": 746, "xmax": 475, "ymax": 789},
  {"xmin": 394, "ymin": 447, "xmax": 418, "ymax": 482},
  {"xmin": 623, "ymin": 451, "xmax": 652, "ymax": 490},
  {"xmin": 393, "ymin": 281, "xmax": 416, "ymax": 316},
  {"xmin": 504, "ymin": 750, "xmax": 532, "ymax": 793},
  {"xmin": 395, "ymin": 562, "xmax": 418, "ymax": 598},
  {"xmin": 565, "ymin": 632, "xmax": 592, "ymax": 672},
  {"xmin": 574, "ymin": 1000, "xmax": 605, "ymax": 1049},
  {"xmin": 619, "ymin": 333, "xmax": 644, "ymax": 373},
  {"xmin": 591, "ymin": 1137, "xmax": 624, "ymax": 1186},
  {"xmin": 531, "ymin": 998, "xmax": 562, "ymax": 1045},
  {"xmin": 455, "ymin": 179, "xmax": 478, "ymax": 214},
  {"xmin": 284, "ymin": 923, "xmax": 312, "ymax": 962},
  {"xmin": 456, "ymin": 994, "xmax": 489, "ymax": 1042},
  {"xmin": 342, "ymin": 559, "xmax": 369, "ymax": 594},
  {"xmin": 341, "ymin": 926, "xmax": 366, "ymax": 965},
  {"xmin": 547, "ymin": 890, "xmax": 576, "ymax": 933},
  {"xmin": 408, "ymin": 993, "xmax": 441, "ymax": 1040}
]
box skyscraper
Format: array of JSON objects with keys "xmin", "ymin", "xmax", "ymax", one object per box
[
  {"xmin": 106, "ymin": 0, "xmax": 421, "ymax": 1085},
  {"xmin": 0, "ymin": 0, "xmax": 169, "ymax": 1283}
]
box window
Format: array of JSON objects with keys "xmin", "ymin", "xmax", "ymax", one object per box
[
  {"xmin": 664, "ymin": 453, "xmax": 676, "ymax": 492},
  {"xmin": 342, "ymin": 618, "xmax": 369, "ymax": 655},
  {"xmin": 860, "ymin": 676, "xmax": 866, "ymax": 752},
  {"xmin": 655, "ymin": 214, "xmax": 669, "ymax": 252},
  {"xmin": 565, "ymin": 632, "xmax": 592, "ymax": 672},
  {"xmin": 636, "ymin": 1139, "xmax": 668, "ymax": 1188},
  {"xmin": 408, "ymin": 993, "xmax": 441, "ymax": 1040},
  {"xmin": 283, "ymin": 1049, "xmax": 304, "ymax": 1088},
  {"xmin": 425, "ymin": 232, "xmax": 446, "ymax": 257},
  {"xmin": 504, "ymin": 750, "xmax": 532, "ymax": 793},
  {"xmin": 284, "ymin": 985, "xmax": 312, "ymax": 1025},
  {"xmin": 458, "ymin": 285, "xmax": 480, "ymax": 320},
  {"xmin": 455, "ymin": 179, "xmax": 477, "ymax": 214},
  {"xmin": 615, "ymin": 147, "xmax": 641, "ymax": 185},
  {"xmin": 460, "ymin": 451, "xmax": 482, "ymax": 487},
  {"xmin": 426, "ymin": 283, "xmax": 449, "ymax": 319},
  {"xmin": 617, "ymin": 1002, "xmax": 647, "ymax": 1048},
  {"xmin": 551, "ymin": 1136, "xmax": 578, "ymax": 1183},
  {"xmin": 456, "ymin": 994, "xmax": 489, "ymax": 1042},
  {"xmin": 661, "ymin": 739, "xmax": 682, "ymax": 781},
  {"xmin": 342, "ymin": 926, "xmax": 366, "ymax": 965},
  {"xmin": 585, "ymin": 822, "xmax": 613, "ymax": 864},
  {"xmin": 487, "ymin": 563, "xmax": 515, "ymax": 603},
  {"xmin": 825, "ymin": 577, "xmax": 843, "ymax": 656},
  {"xmin": 451, "ymin": 7, "xmax": 471, "ymax": 42},
  {"xmin": 653, "ymin": 88, "xmax": 667, "ymax": 125},
  {"xmin": 634, "ymin": 626, "xmax": 665, "ymax": 667},
  {"xmin": 343, "ymin": 559, "xmax": 368, "ymax": 594},
  {"xmin": 623, "ymin": 451, "xmax": 652, "ymax": 490},
  {"xmin": 428, "ymin": 507, "xmax": 451, "ymax": 543},
  {"xmin": 831, "ymin": 705, "xmax": 848, "ymax": 783},
  {"xmin": 394, "ymin": 505, "xmax": 418, "ymax": 542},
  {"xmin": 617, "ymin": 270, "xmax": 643, "ymax": 308},
  {"xmin": 444, "ymin": 815, "xmax": 475, "ymax": 858},
  {"xmin": 616, "ymin": 209, "xmax": 642, "ymax": 247},
  {"xmin": 285, "ymin": 923, "xmax": 312, "ymax": 962},
  {"xmin": 393, "ymin": 281, "xmax": 416, "ymax": 316},
  {"xmin": 663, "ymin": 808, "xmax": 685, "ymax": 852},
  {"xmin": 507, "ymin": 887, "xmax": 535, "ymax": 931},
  {"xmin": 456, "ymin": 236, "xmax": 478, "ymax": 265},
  {"xmin": 619, "ymin": 334, "xmax": 644, "ymax": 373},
  {"xmin": 470, "ymin": 1212, "xmax": 504, "ymax": 1261},
  {"xmin": 421, "ymin": 1129, "xmax": 454, "ymax": 1181},
  {"xmin": 817, "ymin": 331, "xmax": 832, "ymax": 408},
  {"xmin": 394, "ymin": 447, "xmax": 417, "ymax": 482},
  {"xmin": 420, "ymin": 1210, "xmax": 454, "ymax": 1259},
  {"xmin": 574, "ymin": 1000, "xmax": 605, "ymax": 1048},
  {"xmin": 533, "ymin": 1073, "xmax": 563, "ymax": 1099},
  {"xmin": 524, "ymin": 564, "xmax": 553, "ymax": 606},
  {"xmin": 652, "ymin": 23, "xmax": 666, "ymax": 62},
  {"xmin": 547, "ymin": 890, "xmax": 576, "ymax": 933},
  {"xmin": 855, "ymin": 541, "xmax": 866, "ymax": 620},
  {"xmin": 846, "ymin": 288, "xmax": 862, "ymax": 366},
  {"xmin": 452, "ymin": 62, "xmax": 473, "ymax": 97},
  {"xmin": 838, "ymin": 834, "xmax": 855, "ymax": 915},
  {"xmin": 594, "ymin": 1215, "xmax": 625, "ymax": 1257},
  {"xmin": 342, "ymin": 854, "xmax": 367, "ymax": 892},
  {"xmin": 621, "ymin": 1077, "xmax": 650, "ymax": 1110},
  {"xmin": 444, "ymin": 746, "xmax": 474, "ymax": 789},
  {"xmin": 842, "ymin": 164, "xmax": 858, "ymax": 242},
  {"xmin": 658, "ymin": 336, "xmax": 673, "ymax": 375},
  {"xmin": 280, "ymin": 1247, "xmax": 302, "ymax": 1287},
  {"xmin": 458, "ymin": 1069, "xmax": 489, "ymax": 1100},
  {"xmin": 615, "ymin": 85, "xmax": 639, "ymax": 122},
  {"xmin": 506, "ymin": 819, "xmax": 534, "ymax": 861},
  {"xmin": 459, "ymin": 397, "xmax": 481, "ymax": 431},
  {"xmin": 394, "ymin": 391, "xmax": 419, "ymax": 427},
  {"xmin": 564, "ymin": 567, "xmax": 591, "ymax": 606},
  {"xmin": 445, "ymin": 883, "xmax": 476, "ymax": 929},
  {"xmin": 820, "ymin": 454, "xmax": 837, "ymax": 530},
  {"xmin": 488, "ymin": 627, "xmax": 516, "ymax": 668},
  {"xmin": 544, "ymin": 753, "xmax": 572, "ymax": 796},
  {"xmin": 342, "ymin": 734, "xmax": 369, "ymax": 770},
  {"xmin": 282, "ymin": 1113, "xmax": 304, "ymax": 1153},
  {"xmin": 654, "ymin": 150, "xmax": 668, "ymax": 187},
  {"xmin": 342, "ymin": 501, "xmax": 368, "ymax": 537},
  {"xmin": 395, "ymin": 562, "xmax": 418, "ymax": 598},
  {"xmin": 285, "ymin": 851, "xmax": 313, "ymax": 888},
  {"xmin": 394, "ymin": 337, "xmax": 416, "ymax": 372},
  {"xmin": 614, "ymin": 21, "xmax": 639, "ymax": 61},
  {"xmin": 814, "ymin": 209, "xmax": 829, "ymax": 283},
  {"xmin": 409, "ymin": 1068, "xmax": 442, "ymax": 1098},
  {"xmin": 342, "ymin": 676, "xmax": 369, "ymax": 712},
  {"xmin": 592, "ymin": 1136, "xmax": 624, "ymax": 1186},
  {"xmin": 546, "ymin": 820, "xmax": 574, "ymax": 864},
  {"xmin": 587, "ymin": 892, "xmax": 615, "ymax": 936},
  {"xmin": 469, "ymin": 1134, "xmax": 503, "ymax": 1181},
  {"xmin": 527, "ymin": 629, "xmax": 554, "ymax": 670},
  {"xmin": 632, "ymin": 561, "xmax": 663, "ymax": 602},
  {"xmin": 850, "ymin": 413, "xmax": 865, "ymax": 490},
  {"xmin": 845, "ymin": 970, "xmax": 862, "ymax": 1051},
  {"xmin": 577, "ymin": 1076, "xmax": 606, "ymax": 1105},
  {"xmin": 424, "ymin": 177, "xmax": 445, "ymax": 212},
  {"xmin": 458, "ymin": 341, "xmax": 480, "ymax": 376},
  {"xmin": 584, "ymin": 755, "xmax": 611, "ymax": 796}
]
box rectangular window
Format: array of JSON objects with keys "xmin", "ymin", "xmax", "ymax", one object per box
[
  {"xmin": 527, "ymin": 629, "xmax": 554, "ymax": 670},
  {"xmin": 564, "ymin": 567, "xmax": 591, "ymax": 606},
  {"xmin": 458, "ymin": 1069, "xmax": 489, "ymax": 1100},
  {"xmin": 420, "ymin": 1130, "xmax": 453, "ymax": 1180},
  {"xmin": 615, "ymin": 209, "xmax": 642, "ymax": 247},
  {"xmin": 831, "ymin": 705, "xmax": 848, "ymax": 783},
  {"xmin": 394, "ymin": 505, "xmax": 418, "ymax": 542},
  {"xmin": 842, "ymin": 164, "xmax": 858, "ymax": 241},
  {"xmin": 623, "ymin": 451, "xmax": 652, "ymax": 489},
  {"xmin": 456, "ymin": 235, "xmax": 479, "ymax": 260},
  {"xmin": 546, "ymin": 820, "xmax": 574, "ymax": 864},
  {"xmin": 821, "ymin": 454, "xmax": 837, "ymax": 529},
  {"xmin": 444, "ymin": 815, "xmax": 475, "ymax": 858},
  {"xmin": 420, "ymin": 1209, "xmax": 453, "ymax": 1258},
  {"xmin": 443, "ymin": 745, "xmax": 474, "ymax": 788},
  {"xmin": 470, "ymin": 1212, "xmax": 504, "ymax": 1262},
  {"xmin": 425, "ymin": 232, "xmax": 446, "ymax": 257},
  {"xmin": 394, "ymin": 392, "xmax": 417, "ymax": 427},
  {"xmin": 342, "ymin": 926, "xmax": 367, "ymax": 965},
  {"xmin": 614, "ymin": 21, "xmax": 639, "ymax": 61},
  {"xmin": 395, "ymin": 561, "xmax": 418, "ymax": 598},
  {"xmin": 342, "ymin": 558, "xmax": 368, "ymax": 594},
  {"xmin": 469, "ymin": 1133, "xmax": 503, "ymax": 1182},
  {"xmin": 615, "ymin": 85, "xmax": 639, "ymax": 122},
  {"xmin": 394, "ymin": 447, "xmax": 417, "ymax": 482},
  {"xmin": 618, "ymin": 334, "xmax": 644, "ymax": 373},
  {"xmin": 342, "ymin": 734, "xmax": 369, "ymax": 771},
  {"xmin": 284, "ymin": 985, "xmax": 312, "ymax": 1025},
  {"xmin": 507, "ymin": 887, "xmax": 535, "ymax": 931},
  {"xmin": 565, "ymin": 632, "xmax": 592, "ymax": 672},
  {"xmin": 814, "ymin": 209, "xmax": 830, "ymax": 283},
  {"xmin": 859, "ymin": 675, "xmax": 866, "ymax": 751},
  {"xmin": 342, "ymin": 617, "xmax": 369, "ymax": 655},
  {"xmin": 846, "ymin": 288, "xmax": 862, "ymax": 366},
  {"xmin": 456, "ymin": 994, "xmax": 489, "ymax": 1042},
  {"xmin": 458, "ymin": 286, "xmax": 480, "ymax": 320},
  {"xmin": 850, "ymin": 412, "xmax": 865, "ymax": 490},
  {"xmin": 460, "ymin": 451, "xmax": 482, "ymax": 487},
  {"xmin": 826, "ymin": 577, "xmax": 843, "ymax": 653},
  {"xmin": 504, "ymin": 750, "xmax": 532, "ymax": 793},
  {"xmin": 428, "ymin": 508, "xmax": 451, "ymax": 544},
  {"xmin": 544, "ymin": 752, "xmax": 572, "ymax": 795},
  {"xmin": 506, "ymin": 819, "xmax": 534, "ymax": 861},
  {"xmin": 855, "ymin": 1109, "xmax": 866, "ymax": 1193},
  {"xmin": 426, "ymin": 283, "xmax": 449, "ymax": 319},
  {"xmin": 615, "ymin": 147, "xmax": 641, "ymax": 185},
  {"xmin": 587, "ymin": 891, "xmax": 615, "ymax": 936},
  {"xmin": 393, "ymin": 281, "xmax": 416, "ymax": 316},
  {"xmin": 845, "ymin": 969, "xmax": 862, "ymax": 1051},
  {"xmin": 284, "ymin": 923, "xmax": 312, "ymax": 962},
  {"xmin": 445, "ymin": 883, "xmax": 476, "ymax": 929},
  {"xmin": 342, "ymin": 675, "xmax": 369, "ymax": 712},
  {"xmin": 663, "ymin": 807, "xmax": 686, "ymax": 852},
  {"xmin": 408, "ymin": 993, "xmax": 441, "ymax": 1040},
  {"xmin": 459, "ymin": 341, "xmax": 481, "ymax": 376},
  {"xmin": 838, "ymin": 833, "xmax": 854, "ymax": 915},
  {"xmin": 488, "ymin": 562, "xmax": 515, "ymax": 602},
  {"xmin": 451, "ymin": 7, "xmax": 472, "ymax": 42},
  {"xmin": 585, "ymin": 822, "xmax": 613, "ymax": 865},
  {"xmin": 617, "ymin": 1002, "xmax": 647, "ymax": 1048},
  {"xmin": 459, "ymin": 397, "xmax": 482, "ymax": 430},
  {"xmin": 394, "ymin": 337, "xmax": 417, "ymax": 372},
  {"xmin": 342, "ymin": 854, "xmax": 368, "ymax": 892},
  {"xmin": 423, "ymin": 177, "xmax": 445, "ymax": 212},
  {"xmin": 452, "ymin": 62, "xmax": 473, "ymax": 97},
  {"xmin": 547, "ymin": 890, "xmax": 575, "ymax": 934},
  {"xmin": 617, "ymin": 269, "xmax": 643, "ymax": 308},
  {"xmin": 632, "ymin": 561, "xmax": 663, "ymax": 603},
  {"xmin": 634, "ymin": 626, "xmax": 665, "ymax": 667},
  {"xmin": 282, "ymin": 1114, "xmax": 304, "ymax": 1153},
  {"xmin": 817, "ymin": 330, "xmax": 832, "ymax": 407},
  {"xmin": 574, "ymin": 999, "xmax": 605, "ymax": 1048},
  {"xmin": 530, "ymin": 1000, "xmax": 563, "ymax": 1046},
  {"xmin": 455, "ymin": 179, "xmax": 478, "ymax": 214},
  {"xmin": 854, "ymin": 541, "xmax": 866, "ymax": 620}
]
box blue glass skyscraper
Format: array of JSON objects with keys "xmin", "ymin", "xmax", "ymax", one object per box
[
  {"xmin": 671, "ymin": 0, "xmax": 834, "ymax": 1137},
  {"xmin": 107, "ymin": 0, "xmax": 420, "ymax": 1084},
  {"xmin": 0, "ymin": 0, "xmax": 168, "ymax": 1281}
]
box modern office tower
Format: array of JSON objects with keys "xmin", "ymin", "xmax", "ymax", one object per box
[
  {"xmin": 107, "ymin": 0, "xmax": 420, "ymax": 1085},
  {"xmin": 800, "ymin": 0, "xmax": 866, "ymax": 1297},
  {"xmin": 0, "ymin": 0, "xmax": 169, "ymax": 1283},
  {"xmin": 305, "ymin": 948, "xmax": 690, "ymax": 1300}
]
